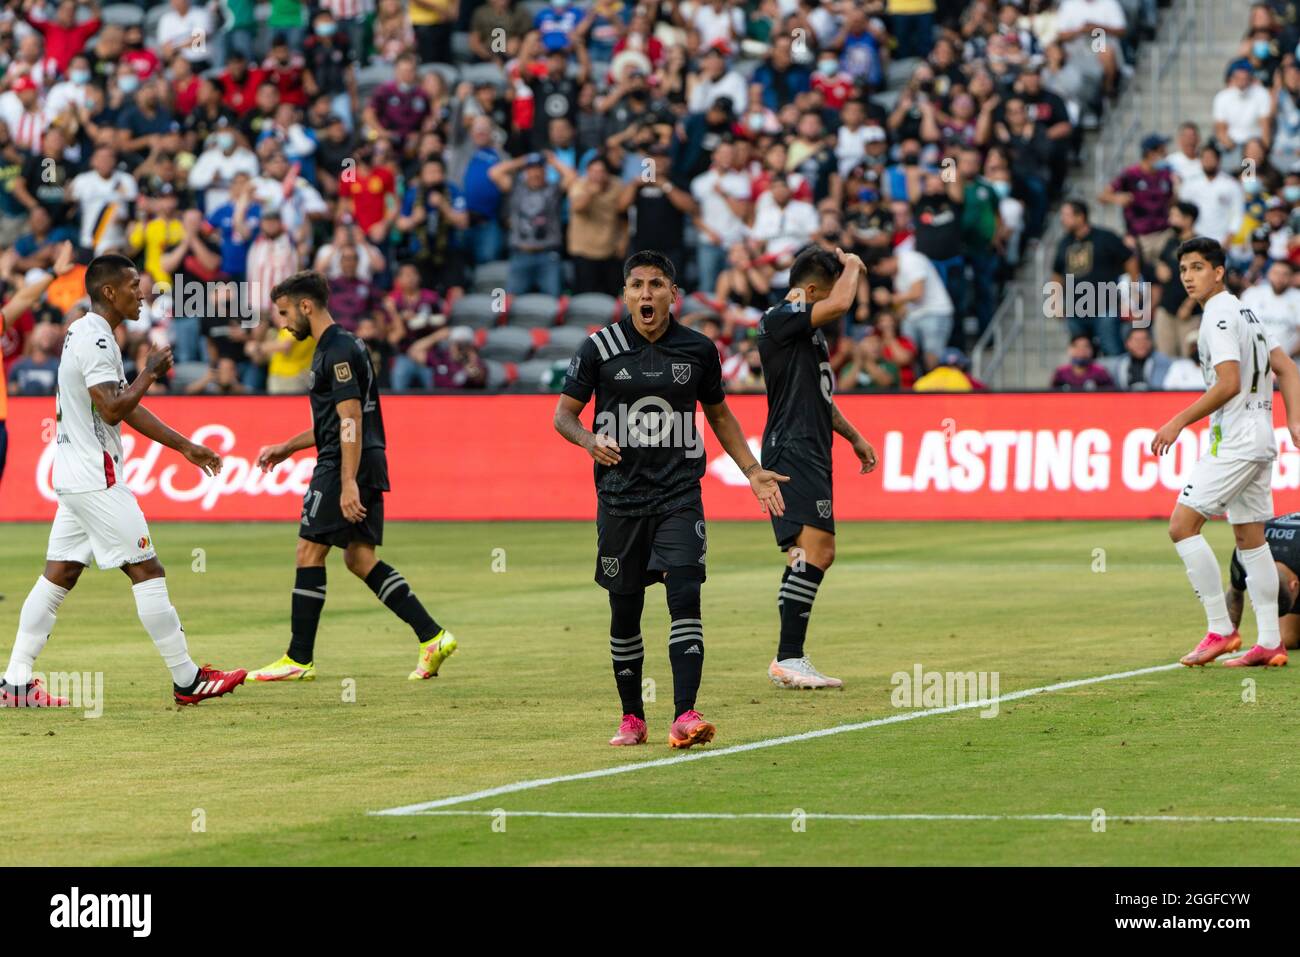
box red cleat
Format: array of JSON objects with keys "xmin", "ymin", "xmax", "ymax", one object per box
[
  {"xmin": 668, "ymin": 709, "xmax": 716, "ymax": 749},
  {"xmin": 1180, "ymin": 631, "xmax": 1241, "ymax": 666},
  {"xmin": 1223, "ymin": 643, "xmax": 1288, "ymax": 667},
  {"xmin": 174, "ymin": 665, "xmax": 247, "ymax": 705},
  {"xmin": 0, "ymin": 677, "xmax": 69, "ymax": 707},
  {"xmin": 609, "ymin": 714, "xmax": 647, "ymax": 746}
]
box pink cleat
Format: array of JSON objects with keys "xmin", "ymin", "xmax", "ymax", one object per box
[
  {"xmin": 668, "ymin": 709, "xmax": 715, "ymax": 749},
  {"xmin": 1180, "ymin": 631, "xmax": 1241, "ymax": 667},
  {"xmin": 1223, "ymin": 643, "xmax": 1288, "ymax": 667},
  {"xmin": 609, "ymin": 714, "xmax": 647, "ymax": 746}
]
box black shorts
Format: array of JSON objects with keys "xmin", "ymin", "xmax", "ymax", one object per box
[
  {"xmin": 595, "ymin": 500, "xmax": 707, "ymax": 593},
  {"xmin": 766, "ymin": 452, "xmax": 834, "ymax": 550},
  {"xmin": 299, "ymin": 470, "xmax": 385, "ymax": 548}
]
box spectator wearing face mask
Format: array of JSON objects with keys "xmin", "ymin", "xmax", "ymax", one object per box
[
  {"xmin": 1212, "ymin": 59, "xmax": 1274, "ymax": 170},
  {"xmin": 1100, "ymin": 133, "xmax": 1175, "ymax": 264},
  {"xmin": 1098, "ymin": 326, "xmax": 1170, "ymax": 390},
  {"xmin": 1050, "ymin": 334, "xmax": 1114, "ymax": 391},
  {"xmin": 188, "ymin": 122, "xmax": 261, "ymax": 216}
]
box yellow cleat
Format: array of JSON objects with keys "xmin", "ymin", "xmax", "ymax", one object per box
[
  {"xmin": 246, "ymin": 654, "xmax": 316, "ymax": 682},
  {"xmin": 410, "ymin": 631, "xmax": 457, "ymax": 680}
]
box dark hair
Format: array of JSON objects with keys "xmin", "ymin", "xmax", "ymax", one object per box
[
  {"xmin": 84, "ymin": 253, "xmax": 136, "ymax": 302},
  {"xmin": 270, "ymin": 270, "xmax": 330, "ymax": 307},
  {"xmin": 1062, "ymin": 198, "xmax": 1089, "ymax": 221},
  {"xmin": 789, "ymin": 246, "xmax": 843, "ymax": 289},
  {"xmin": 1173, "ymin": 200, "xmax": 1199, "ymax": 222},
  {"xmin": 1069, "ymin": 334, "xmax": 1094, "ymax": 349},
  {"xmin": 1177, "ymin": 236, "xmax": 1226, "ymax": 269},
  {"xmin": 623, "ymin": 250, "xmax": 676, "ymax": 284}
]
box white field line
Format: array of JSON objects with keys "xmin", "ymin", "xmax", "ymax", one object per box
[
  {"xmin": 371, "ymin": 660, "xmax": 1185, "ymax": 817},
  {"xmin": 401, "ymin": 810, "xmax": 1300, "ymax": 825}
]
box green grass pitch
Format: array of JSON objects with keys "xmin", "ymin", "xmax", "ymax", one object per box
[{"xmin": 0, "ymin": 518, "xmax": 1296, "ymax": 866}]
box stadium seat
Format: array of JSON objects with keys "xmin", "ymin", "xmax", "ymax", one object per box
[
  {"xmin": 101, "ymin": 3, "xmax": 144, "ymax": 26},
  {"xmin": 520, "ymin": 0, "xmax": 549, "ymax": 21},
  {"xmin": 483, "ymin": 359, "xmax": 512, "ymax": 390},
  {"xmin": 459, "ymin": 62, "xmax": 507, "ymax": 90},
  {"xmin": 886, "ymin": 57, "xmax": 921, "ymax": 91},
  {"xmin": 451, "ymin": 31, "xmax": 473, "ymax": 63},
  {"xmin": 480, "ymin": 326, "xmax": 535, "ymax": 363},
  {"xmin": 564, "ymin": 292, "xmax": 619, "ymax": 327},
  {"xmin": 170, "ymin": 362, "xmax": 210, "ymax": 393},
  {"xmin": 509, "ymin": 294, "xmax": 560, "ymax": 328},
  {"xmin": 734, "ymin": 59, "xmax": 762, "ymax": 81},
  {"xmin": 534, "ymin": 324, "xmax": 588, "ymax": 360},
  {"xmin": 356, "ymin": 62, "xmax": 397, "ymax": 99},
  {"xmin": 144, "ymin": 3, "xmax": 167, "ymax": 37},
  {"xmin": 420, "ymin": 62, "xmax": 460, "ymax": 88},
  {"xmin": 512, "ymin": 358, "xmax": 554, "ymax": 390},
  {"xmin": 450, "ymin": 292, "xmax": 505, "ymax": 329},
  {"xmin": 471, "ymin": 260, "xmax": 510, "ymax": 294}
]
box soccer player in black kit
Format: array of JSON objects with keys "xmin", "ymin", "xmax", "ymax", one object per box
[
  {"xmin": 758, "ymin": 247, "xmax": 877, "ymax": 690},
  {"xmin": 246, "ymin": 271, "xmax": 457, "ymax": 683},
  {"xmin": 554, "ymin": 251, "xmax": 790, "ymax": 748},
  {"xmin": 1225, "ymin": 512, "xmax": 1300, "ymax": 658}
]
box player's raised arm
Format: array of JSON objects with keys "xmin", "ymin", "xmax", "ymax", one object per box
[
  {"xmin": 830, "ymin": 401, "xmax": 877, "ymax": 473},
  {"xmin": 1, "ymin": 240, "xmax": 74, "ymax": 328},
  {"xmin": 806, "ymin": 248, "xmax": 863, "ymax": 329},
  {"xmin": 700, "ymin": 400, "xmax": 790, "ymax": 516},
  {"xmin": 256, "ymin": 429, "xmax": 316, "ymax": 472},
  {"xmin": 1151, "ymin": 359, "xmax": 1240, "ymax": 455},
  {"xmin": 125, "ymin": 405, "xmax": 223, "ymax": 476},
  {"xmin": 1269, "ymin": 346, "xmax": 1300, "ymax": 449}
]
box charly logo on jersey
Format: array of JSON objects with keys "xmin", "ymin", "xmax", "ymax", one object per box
[
  {"xmin": 592, "ymin": 396, "xmax": 704, "ymax": 458},
  {"xmin": 672, "ymin": 363, "xmax": 691, "ymax": 385},
  {"xmin": 601, "ymin": 556, "xmax": 619, "ymax": 577},
  {"xmin": 816, "ymin": 499, "xmax": 832, "ymax": 518}
]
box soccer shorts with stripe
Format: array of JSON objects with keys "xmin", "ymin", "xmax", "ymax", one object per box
[{"xmin": 594, "ymin": 500, "xmax": 707, "ymax": 594}]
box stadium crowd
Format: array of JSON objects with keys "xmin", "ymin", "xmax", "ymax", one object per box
[
  {"xmin": 0, "ymin": 0, "xmax": 1162, "ymax": 397},
  {"xmin": 1052, "ymin": 0, "xmax": 1300, "ymax": 391}
]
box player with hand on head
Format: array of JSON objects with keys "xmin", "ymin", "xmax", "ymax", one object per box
[
  {"xmin": 248, "ymin": 271, "xmax": 457, "ymax": 683},
  {"xmin": 554, "ymin": 250, "xmax": 790, "ymax": 749},
  {"xmin": 1151, "ymin": 237, "xmax": 1300, "ymax": 668},
  {"xmin": 1, "ymin": 251, "xmax": 240, "ymax": 708},
  {"xmin": 757, "ymin": 246, "xmax": 876, "ymax": 690}
]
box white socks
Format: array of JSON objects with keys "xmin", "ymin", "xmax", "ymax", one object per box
[
  {"xmin": 1238, "ymin": 544, "xmax": 1282, "ymax": 649},
  {"xmin": 1175, "ymin": 535, "xmax": 1233, "ymax": 635},
  {"xmin": 133, "ymin": 578, "xmax": 199, "ymax": 688},
  {"xmin": 4, "ymin": 576, "xmax": 69, "ymax": 686}
]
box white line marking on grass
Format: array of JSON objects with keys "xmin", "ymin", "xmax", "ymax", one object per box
[
  {"xmin": 401, "ymin": 810, "xmax": 1300, "ymax": 825},
  {"xmin": 370, "ymin": 660, "xmax": 1184, "ymax": 817}
]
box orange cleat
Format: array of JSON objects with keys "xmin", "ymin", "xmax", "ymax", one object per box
[
  {"xmin": 1223, "ymin": 643, "xmax": 1288, "ymax": 667},
  {"xmin": 668, "ymin": 709, "xmax": 715, "ymax": 749},
  {"xmin": 1180, "ymin": 631, "xmax": 1241, "ymax": 666}
]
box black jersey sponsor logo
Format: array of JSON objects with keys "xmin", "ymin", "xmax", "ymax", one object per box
[
  {"xmin": 672, "ymin": 362, "xmax": 691, "ymax": 384},
  {"xmin": 334, "ymin": 361, "xmax": 353, "ymax": 383},
  {"xmin": 601, "ymin": 556, "xmax": 619, "ymax": 577}
]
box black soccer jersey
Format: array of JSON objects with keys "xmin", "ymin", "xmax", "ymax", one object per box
[
  {"xmin": 562, "ymin": 317, "xmax": 725, "ymax": 516},
  {"xmin": 1231, "ymin": 512, "xmax": 1300, "ymax": 590},
  {"xmin": 309, "ymin": 323, "xmax": 389, "ymax": 490},
  {"xmin": 756, "ymin": 300, "xmax": 835, "ymax": 471}
]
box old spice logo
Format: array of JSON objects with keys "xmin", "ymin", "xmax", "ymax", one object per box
[{"xmin": 37, "ymin": 424, "xmax": 318, "ymax": 510}]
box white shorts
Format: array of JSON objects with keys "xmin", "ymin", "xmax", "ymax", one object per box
[
  {"xmin": 46, "ymin": 484, "xmax": 157, "ymax": 570},
  {"xmin": 1178, "ymin": 455, "xmax": 1275, "ymax": 525}
]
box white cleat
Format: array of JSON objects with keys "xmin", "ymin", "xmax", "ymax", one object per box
[{"xmin": 768, "ymin": 656, "xmax": 844, "ymax": 690}]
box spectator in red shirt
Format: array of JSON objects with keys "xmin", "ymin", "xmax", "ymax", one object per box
[
  {"xmin": 262, "ymin": 35, "xmax": 308, "ymax": 108},
  {"xmin": 25, "ymin": 0, "xmax": 101, "ymax": 74},
  {"xmin": 170, "ymin": 54, "xmax": 201, "ymax": 118},
  {"xmin": 811, "ymin": 52, "xmax": 853, "ymax": 110},
  {"xmin": 121, "ymin": 23, "xmax": 162, "ymax": 81},
  {"xmin": 1099, "ymin": 133, "xmax": 1175, "ymax": 264},
  {"xmin": 341, "ymin": 143, "xmax": 398, "ymax": 244},
  {"xmin": 327, "ymin": 245, "xmax": 380, "ymax": 331},
  {"xmin": 219, "ymin": 51, "xmax": 269, "ymax": 117}
]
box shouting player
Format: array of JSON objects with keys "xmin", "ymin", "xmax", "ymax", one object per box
[
  {"xmin": 1, "ymin": 252, "xmax": 244, "ymax": 708},
  {"xmin": 1225, "ymin": 512, "xmax": 1300, "ymax": 649},
  {"xmin": 248, "ymin": 271, "xmax": 457, "ymax": 682},
  {"xmin": 554, "ymin": 250, "xmax": 789, "ymax": 749},
  {"xmin": 757, "ymin": 247, "xmax": 876, "ymax": 689},
  {"xmin": 1152, "ymin": 237, "xmax": 1300, "ymax": 668}
]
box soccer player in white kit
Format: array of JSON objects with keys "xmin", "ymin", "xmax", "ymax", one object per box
[
  {"xmin": 1152, "ymin": 237, "xmax": 1300, "ymax": 667},
  {"xmin": 0, "ymin": 254, "xmax": 248, "ymax": 707}
]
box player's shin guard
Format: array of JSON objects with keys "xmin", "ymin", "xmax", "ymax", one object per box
[
  {"xmin": 3, "ymin": 576, "xmax": 69, "ymax": 687},
  {"xmin": 364, "ymin": 561, "xmax": 442, "ymax": 641},
  {"xmin": 665, "ymin": 571, "xmax": 704, "ymax": 719},
  {"xmin": 132, "ymin": 578, "xmax": 199, "ymax": 688},
  {"xmin": 288, "ymin": 566, "xmax": 327, "ymax": 664},
  {"xmin": 609, "ymin": 589, "xmax": 645, "ymax": 720},
  {"xmin": 777, "ymin": 563, "xmax": 824, "ymax": 661},
  {"xmin": 1239, "ymin": 544, "xmax": 1283, "ymax": 649},
  {"xmin": 1174, "ymin": 535, "xmax": 1233, "ymax": 635}
]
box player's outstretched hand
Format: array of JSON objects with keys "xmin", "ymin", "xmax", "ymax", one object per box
[
  {"xmin": 586, "ymin": 431, "xmax": 622, "ymax": 466},
  {"xmin": 749, "ymin": 468, "xmax": 790, "ymax": 517},
  {"xmin": 184, "ymin": 442, "xmax": 223, "ymax": 476},
  {"xmin": 255, "ymin": 443, "xmax": 290, "ymax": 472},
  {"xmin": 144, "ymin": 344, "xmax": 174, "ymax": 379},
  {"xmin": 853, "ymin": 437, "xmax": 878, "ymax": 473},
  {"xmin": 341, "ymin": 480, "xmax": 368, "ymax": 523},
  {"xmin": 1151, "ymin": 419, "xmax": 1182, "ymax": 456}
]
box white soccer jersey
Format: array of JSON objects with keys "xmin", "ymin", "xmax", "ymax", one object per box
[
  {"xmin": 1198, "ymin": 289, "xmax": 1280, "ymax": 462},
  {"xmin": 53, "ymin": 312, "xmax": 127, "ymax": 494}
]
